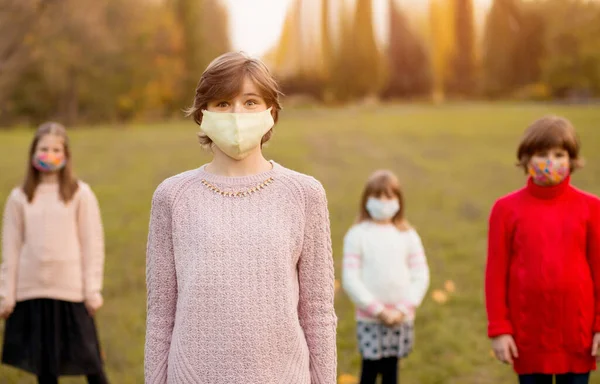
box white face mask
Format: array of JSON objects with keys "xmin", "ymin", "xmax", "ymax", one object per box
[
  {"xmin": 366, "ymin": 197, "xmax": 400, "ymax": 221},
  {"xmin": 200, "ymin": 107, "xmax": 275, "ymax": 160}
]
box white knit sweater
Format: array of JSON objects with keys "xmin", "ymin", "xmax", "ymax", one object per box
[{"xmin": 342, "ymin": 222, "xmax": 430, "ymax": 322}]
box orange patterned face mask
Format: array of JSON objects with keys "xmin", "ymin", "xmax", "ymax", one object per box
[
  {"xmin": 528, "ymin": 159, "xmax": 570, "ymax": 185},
  {"xmin": 32, "ymin": 153, "xmax": 66, "ymax": 172}
]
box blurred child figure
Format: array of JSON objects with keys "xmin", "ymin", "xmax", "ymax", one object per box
[
  {"xmin": 486, "ymin": 116, "xmax": 600, "ymax": 384},
  {"xmin": 342, "ymin": 170, "xmax": 430, "ymax": 384},
  {"xmin": 0, "ymin": 122, "xmax": 108, "ymax": 384}
]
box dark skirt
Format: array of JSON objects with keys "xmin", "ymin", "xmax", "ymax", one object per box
[{"xmin": 1, "ymin": 298, "xmax": 105, "ymax": 376}]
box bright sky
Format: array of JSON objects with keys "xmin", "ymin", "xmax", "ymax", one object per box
[{"xmin": 224, "ymin": 0, "xmax": 493, "ymax": 58}]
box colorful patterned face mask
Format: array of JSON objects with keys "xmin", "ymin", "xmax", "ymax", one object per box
[
  {"xmin": 32, "ymin": 153, "xmax": 66, "ymax": 172},
  {"xmin": 528, "ymin": 159, "xmax": 570, "ymax": 185}
]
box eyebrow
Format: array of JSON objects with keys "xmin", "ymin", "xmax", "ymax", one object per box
[{"xmin": 243, "ymin": 93, "xmax": 262, "ymax": 97}]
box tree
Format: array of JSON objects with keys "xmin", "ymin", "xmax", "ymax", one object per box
[
  {"xmin": 0, "ymin": 0, "xmax": 51, "ymax": 121},
  {"xmin": 319, "ymin": 0, "xmax": 333, "ymax": 82},
  {"xmin": 429, "ymin": 0, "xmax": 456, "ymax": 101},
  {"xmin": 511, "ymin": 1, "xmax": 545, "ymax": 89},
  {"xmin": 271, "ymin": 0, "xmax": 304, "ymax": 79},
  {"xmin": 0, "ymin": 0, "xmax": 49, "ymax": 76},
  {"xmin": 327, "ymin": 0, "xmax": 384, "ymax": 100},
  {"xmin": 350, "ymin": 0, "xmax": 385, "ymax": 97},
  {"xmin": 199, "ymin": 0, "xmax": 230, "ymax": 68},
  {"xmin": 269, "ymin": 0, "xmax": 324, "ymax": 98},
  {"xmin": 173, "ymin": 0, "xmax": 204, "ymax": 99},
  {"xmin": 1, "ymin": 0, "xmax": 191, "ymax": 125},
  {"xmin": 383, "ymin": 0, "xmax": 433, "ymax": 99},
  {"xmin": 329, "ymin": 0, "xmax": 357, "ymax": 101},
  {"xmin": 173, "ymin": 0, "xmax": 230, "ymax": 107},
  {"xmin": 481, "ymin": 0, "xmax": 522, "ymax": 96},
  {"xmin": 540, "ymin": 0, "xmax": 600, "ymax": 98},
  {"xmin": 448, "ymin": 0, "xmax": 476, "ymax": 95}
]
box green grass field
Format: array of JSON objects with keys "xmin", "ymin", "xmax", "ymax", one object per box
[{"xmin": 1, "ymin": 103, "xmax": 600, "ymax": 383}]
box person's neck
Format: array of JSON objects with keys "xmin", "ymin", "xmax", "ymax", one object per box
[
  {"xmin": 371, "ymin": 218, "xmax": 393, "ymax": 225},
  {"xmin": 39, "ymin": 172, "xmax": 59, "ymax": 184},
  {"xmin": 206, "ymin": 148, "xmax": 272, "ymax": 177}
]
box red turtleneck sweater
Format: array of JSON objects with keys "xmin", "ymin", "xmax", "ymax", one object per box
[{"xmin": 485, "ymin": 176, "xmax": 600, "ymax": 374}]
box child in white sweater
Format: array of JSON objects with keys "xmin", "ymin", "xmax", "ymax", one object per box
[{"xmin": 342, "ymin": 170, "xmax": 430, "ymax": 384}]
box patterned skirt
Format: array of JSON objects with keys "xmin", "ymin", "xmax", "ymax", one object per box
[{"xmin": 356, "ymin": 321, "xmax": 414, "ymax": 360}]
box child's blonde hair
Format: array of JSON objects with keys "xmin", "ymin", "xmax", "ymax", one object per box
[
  {"xmin": 22, "ymin": 122, "xmax": 78, "ymax": 203},
  {"xmin": 517, "ymin": 115, "xmax": 583, "ymax": 173},
  {"xmin": 357, "ymin": 170, "xmax": 411, "ymax": 231}
]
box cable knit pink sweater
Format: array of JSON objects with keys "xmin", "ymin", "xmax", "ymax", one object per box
[{"xmin": 145, "ymin": 161, "xmax": 337, "ymax": 384}]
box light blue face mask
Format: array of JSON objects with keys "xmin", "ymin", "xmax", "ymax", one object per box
[{"xmin": 366, "ymin": 197, "xmax": 400, "ymax": 220}]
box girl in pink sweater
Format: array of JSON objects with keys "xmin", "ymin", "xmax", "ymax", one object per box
[
  {"xmin": 0, "ymin": 123, "xmax": 108, "ymax": 383},
  {"xmin": 144, "ymin": 52, "xmax": 337, "ymax": 383}
]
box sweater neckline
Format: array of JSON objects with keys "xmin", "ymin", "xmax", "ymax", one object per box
[
  {"xmin": 36, "ymin": 182, "xmax": 59, "ymax": 191},
  {"xmin": 197, "ymin": 160, "xmax": 281, "ymax": 187},
  {"xmin": 526, "ymin": 175, "xmax": 571, "ymax": 200}
]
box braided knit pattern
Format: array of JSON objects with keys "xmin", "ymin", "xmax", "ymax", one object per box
[{"xmin": 144, "ymin": 162, "xmax": 337, "ymax": 384}]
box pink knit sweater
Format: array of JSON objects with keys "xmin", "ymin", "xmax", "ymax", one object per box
[
  {"xmin": 144, "ymin": 162, "xmax": 337, "ymax": 384},
  {"xmin": 0, "ymin": 182, "xmax": 105, "ymax": 309}
]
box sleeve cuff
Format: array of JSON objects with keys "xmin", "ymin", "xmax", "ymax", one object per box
[
  {"xmin": 0, "ymin": 297, "xmax": 15, "ymax": 309},
  {"xmin": 0, "ymin": 295, "xmax": 16, "ymax": 308},
  {"xmin": 85, "ymin": 292, "xmax": 103, "ymax": 308},
  {"xmin": 366, "ymin": 301, "xmax": 385, "ymax": 316},
  {"xmin": 488, "ymin": 320, "xmax": 514, "ymax": 338},
  {"xmin": 396, "ymin": 302, "xmax": 416, "ymax": 317}
]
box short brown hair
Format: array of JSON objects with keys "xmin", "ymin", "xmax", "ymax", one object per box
[
  {"xmin": 185, "ymin": 52, "xmax": 283, "ymax": 149},
  {"xmin": 357, "ymin": 170, "xmax": 411, "ymax": 231},
  {"xmin": 516, "ymin": 115, "xmax": 583, "ymax": 173},
  {"xmin": 22, "ymin": 122, "xmax": 79, "ymax": 203}
]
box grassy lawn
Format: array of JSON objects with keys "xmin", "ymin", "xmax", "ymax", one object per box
[{"xmin": 1, "ymin": 103, "xmax": 600, "ymax": 383}]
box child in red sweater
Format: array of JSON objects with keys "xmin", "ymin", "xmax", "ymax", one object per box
[{"xmin": 485, "ymin": 116, "xmax": 600, "ymax": 384}]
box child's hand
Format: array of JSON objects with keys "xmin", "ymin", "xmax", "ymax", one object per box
[
  {"xmin": 591, "ymin": 333, "xmax": 600, "ymax": 360},
  {"xmin": 389, "ymin": 310, "xmax": 405, "ymax": 326},
  {"xmin": 492, "ymin": 334, "xmax": 518, "ymax": 364},
  {"xmin": 84, "ymin": 294, "xmax": 104, "ymax": 317},
  {"xmin": 377, "ymin": 309, "xmax": 404, "ymax": 327},
  {"xmin": 0, "ymin": 300, "xmax": 15, "ymax": 320},
  {"xmin": 377, "ymin": 309, "xmax": 396, "ymax": 326}
]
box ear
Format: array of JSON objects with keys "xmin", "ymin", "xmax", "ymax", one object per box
[{"xmin": 269, "ymin": 105, "xmax": 278, "ymax": 124}]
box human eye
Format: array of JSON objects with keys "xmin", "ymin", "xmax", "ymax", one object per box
[{"xmin": 554, "ymin": 150, "xmax": 568, "ymax": 158}]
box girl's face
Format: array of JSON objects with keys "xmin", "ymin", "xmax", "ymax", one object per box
[
  {"xmin": 33, "ymin": 134, "xmax": 66, "ymax": 173},
  {"xmin": 366, "ymin": 191, "xmax": 400, "ymax": 222},
  {"xmin": 35, "ymin": 134, "xmax": 65, "ymax": 160},
  {"xmin": 528, "ymin": 147, "xmax": 570, "ymax": 185},
  {"xmin": 206, "ymin": 77, "xmax": 268, "ymax": 113}
]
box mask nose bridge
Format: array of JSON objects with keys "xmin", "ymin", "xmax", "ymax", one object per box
[{"xmin": 231, "ymin": 113, "xmax": 243, "ymax": 146}]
